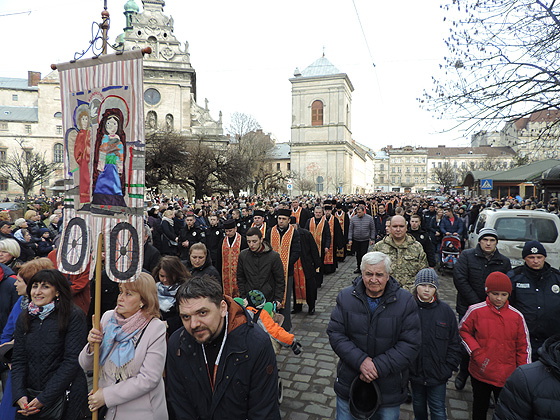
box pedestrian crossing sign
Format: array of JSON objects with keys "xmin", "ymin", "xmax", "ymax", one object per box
[{"xmin": 481, "ymin": 179, "xmax": 493, "ymax": 190}]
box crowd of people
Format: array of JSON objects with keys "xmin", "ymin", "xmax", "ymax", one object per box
[{"xmin": 0, "ymin": 191, "xmax": 557, "ymax": 419}]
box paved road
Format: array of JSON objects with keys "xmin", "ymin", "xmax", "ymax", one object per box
[{"xmin": 277, "ymin": 255, "xmax": 490, "ymax": 420}]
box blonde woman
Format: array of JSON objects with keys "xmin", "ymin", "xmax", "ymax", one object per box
[{"xmin": 80, "ymin": 273, "xmax": 168, "ymax": 420}]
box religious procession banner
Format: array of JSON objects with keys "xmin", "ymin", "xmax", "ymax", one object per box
[{"xmin": 56, "ymin": 50, "xmax": 145, "ymax": 282}]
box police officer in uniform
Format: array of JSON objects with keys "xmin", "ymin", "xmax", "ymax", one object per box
[{"xmin": 178, "ymin": 212, "xmax": 206, "ymax": 261}]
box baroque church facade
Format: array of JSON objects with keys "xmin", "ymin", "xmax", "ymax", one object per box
[{"xmin": 289, "ymin": 56, "xmax": 374, "ymax": 195}]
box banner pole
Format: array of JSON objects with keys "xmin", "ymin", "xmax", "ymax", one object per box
[{"xmin": 92, "ymin": 233, "xmax": 103, "ymax": 420}]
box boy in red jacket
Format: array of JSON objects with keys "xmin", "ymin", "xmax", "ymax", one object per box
[{"xmin": 459, "ymin": 271, "xmax": 531, "ymax": 420}]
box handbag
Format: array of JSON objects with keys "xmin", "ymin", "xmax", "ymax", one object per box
[{"xmin": 26, "ymin": 388, "xmax": 66, "ymax": 420}]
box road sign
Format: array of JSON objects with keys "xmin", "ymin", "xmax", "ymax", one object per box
[
  {"xmin": 480, "ymin": 179, "xmax": 493, "ymax": 190},
  {"xmin": 316, "ymin": 176, "xmax": 324, "ymax": 184},
  {"xmin": 287, "ymin": 183, "xmax": 293, "ymax": 190}
]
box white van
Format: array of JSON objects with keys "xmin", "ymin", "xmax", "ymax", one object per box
[{"xmin": 467, "ymin": 209, "xmax": 560, "ymax": 269}]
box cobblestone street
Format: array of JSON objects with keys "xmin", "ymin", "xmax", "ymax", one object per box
[{"xmin": 277, "ymin": 255, "xmax": 487, "ymax": 420}]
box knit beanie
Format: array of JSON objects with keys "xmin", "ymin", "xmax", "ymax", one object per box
[
  {"xmin": 478, "ymin": 228, "xmax": 498, "ymax": 242},
  {"xmin": 485, "ymin": 272, "xmax": 512, "ymax": 294},
  {"xmin": 414, "ymin": 268, "xmax": 439, "ymax": 290},
  {"xmin": 522, "ymin": 240, "xmax": 547, "ymax": 259}
]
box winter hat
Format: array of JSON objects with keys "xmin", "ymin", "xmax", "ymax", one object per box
[
  {"xmin": 485, "ymin": 272, "xmax": 512, "ymax": 294},
  {"xmin": 247, "ymin": 290, "xmax": 266, "ymax": 309},
  {"xmin": 478, "ymin": 228, "xmax": 498, "ymax": 242},
  {"xmin": 349, "ymin": 377, "xmax": 381, "ymax": 419},
  {"xmin": 14, "ymin": 218, "xmax": 26, "ymax": 228},
  {"xmin": 414, "ymin": 268, "xmax": 439, "ymax": 290},
  {"xmin": 522, "ymin": 240, "xmax": 547, "ymax": 259},
  {"xmin": 38, "ymin": 227, "xmax": 50, "ymax": 236}
]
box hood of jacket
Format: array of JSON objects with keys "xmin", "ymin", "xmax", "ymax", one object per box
[
  {"xmin": 0, "ymin": 263, "xmax": 15, "ymax": 281},
  {"xmin": 249, "ymin": 240, "xmax": 273, "ymax": 256},
  {"xmin": 224, "ymin": 295, "xmax": 249, "ymax": 334},
  {"xmin": 538, "ymin": 334, "xmax": 560, "ymax": 380}
]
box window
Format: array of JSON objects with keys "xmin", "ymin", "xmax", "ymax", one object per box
[
  {"xmin": 380, "ymin": 177, "xmax": 384, "ymax": 183},
  {"xmin": 25, "ymin": 125, "xmax": 31, "ymax": 134},
  {"xmin": 391, "ymin": 176, "xmax": 395, "ymax": 183},
  {"xmin": 415, "ymin": 167, "xmax": 419, "ymax": 173},
  {"xmin": 276, "ymin": 163, "xmax": 281, "ymax": 171},
  {"xmin": 0, "ymin": 178, "xmax": 7, "ymax": 191},
  {"xmin": 311, "ymin": 100, "xmax": 323, "ymax": 126},
  {"xmin": 0, "ymin": 123, "xmax": 7, "ymax": 131},
  {"xmin": 398, "ymin": 167, "xmax": 401, "ymax": 173},
  {"xmin": 56, "ymin": 125, "xmax": 62, "ymax": 135},
  {"xmin": 54, "ymin": 112, "xmax": 62, "ymax": 118},
  {"xmin": 287, "ymin": 162, "xmax": 290, "ymax": 171},
  {"xmin": 0, "ymin": 150, "xmax": 5, "ymax": 161},
  {"xmin": 12, "ymin": 94, "xmax": 18, "ymax": 101},
  {"xmin": 438, "ymin": 162, "xmax": 442, "ymax": 168},
  {"xmin": 391, "ymin": 167, "xmax": 395, "ymax": 173},
  {"xmin": 380, "ymin": 164, "xmax": 384, "ymax": 171},
  {"xmin": 54, "ymin": 143, "xmax": 63, "ymax": 163}
]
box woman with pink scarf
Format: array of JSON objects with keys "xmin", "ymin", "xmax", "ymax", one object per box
[{"xmin": 79, "ymin": 273, "xmax": 168, "ymax": 420}]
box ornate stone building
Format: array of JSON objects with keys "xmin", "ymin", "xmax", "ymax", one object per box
[
  {"xmin": 289, "ymin": 56, "xmax": 374, "ymax": 195},
  {"xmin": 0, "ymin": 0, "xmax": 226, "ymax": 198}
]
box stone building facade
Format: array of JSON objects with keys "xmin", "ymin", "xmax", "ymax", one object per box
[
  {"xmin": 0, "ymin": 0, "xmax": 226, "ymax": 198},
  {"xmin": 289, "ymin": 56, "xmax": 374, "ymax": 195}
]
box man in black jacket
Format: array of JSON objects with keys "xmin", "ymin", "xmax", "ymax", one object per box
[
  {"xmin": 178, "ymin": 213, "xmax": 205, "ymax": 260},
  {"xmin": 452, "ymin": 227, "xmax": 511, "ymax": 390},
  {"xmin": 167, "ymin": 276, "xmax": 280, "ymax": 420},
  {"xmin": 327, "ymin": 251, "xmax": 420, "ymax": 418},
  {"xmin": 409, "ymin": 214, "xmax": 436, "ymax": 268}
]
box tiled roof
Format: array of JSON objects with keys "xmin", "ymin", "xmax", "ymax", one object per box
[
  {"xmin": 300, "ymin": 56, "xmax": 342, "ymax": 78},
  {"xmin": 268, "ymin": 142, "xmax": 290, "ymax": 159},
  {"xmin": 0, "ymin": 106, "xmax": 38, "ymax": 122},
  {"xmin": 427, "ymin": 146, "xmax": 515, "ymax": 158},
  {"xmin": 0, "ymin": 78, "xmax": 38, "ymax": 91},
  {"xmin": 514, "ymin": 110, "xmax": 560, "ymax": 130}
]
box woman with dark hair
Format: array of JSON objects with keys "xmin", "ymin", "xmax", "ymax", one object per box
[
  {"xmin": 11, "ymin": 269, "xmax": 87, "ymax": 420},
  {"xmin": 80, "ymin": 273, "xmax": 167, "ymax": 420},
  {"xmin": 152, "ymin": 256, "xmax": 190, "ymax": 335},
  {"xmin": 92, "ymin": 108, "xmax": 127, "ymax": 207},
  {"xmin": 0, "ymin": 258, "xmax": 55, "ymax": 420}
]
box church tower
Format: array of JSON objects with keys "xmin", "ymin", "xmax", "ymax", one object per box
[
  {"xmin": 289, "ymin": 56, "xmax": 356, "ymax": 194},
  {"xmin": 118, "ymin": 0, "xmax": 223, "ymax": 138}
]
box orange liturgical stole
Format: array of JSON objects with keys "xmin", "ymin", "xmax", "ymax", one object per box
[
  {"xmin": 292, "ymin": 207, "xmax": 301, "ymax": 225},
  {"xmin": 221, "ymin": 233, "xmax": 242, "ymax": 298},
  {"xmin": 251, "ymin": 222, "xmax": 266, "ymax": 237},
  {"xmin": 309, "ymin": 217, "xmax": 326, "ymax": 257},
  {"xmin": 335, "ymin": 211, "xmax": 346, "ymax": 258},
  {"xmin": 324, "ymin": 216, "xmax": 334, "ymax": 265},
  {"xmin": 270, "ymin": 225, "xmax": 294, "ymax": 306}
]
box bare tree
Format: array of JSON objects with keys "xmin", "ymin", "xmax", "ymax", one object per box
[
  {"xmin": 292, "ymin": 172, "xmax": 316, "ymax": 195},
  {"xmin": 227, "ymin": 112, "xmax": 261, "ymax": 138},
  {"xmin": 0, "ymin": 140, "xmax": 60, "ymax": 210},
  {"xmin": 432, "ymin": 162, "xmax": 455, "ymax": 193},
  {"xmin": 421, "ymin": 0, "xmax": 560, "ymax": 142}
]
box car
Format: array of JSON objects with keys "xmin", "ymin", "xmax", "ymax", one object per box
[{"xmin": 467, "ymin": 209, "xmax": 560, "ymax": 269}]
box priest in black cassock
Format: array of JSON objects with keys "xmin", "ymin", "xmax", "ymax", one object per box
[{"xmin": 304, "ymin": 206, "xmax": 331, "ymax": 288}]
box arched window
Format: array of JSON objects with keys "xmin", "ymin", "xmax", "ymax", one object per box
[
  {"xmin": 165, "ymin": 114, "xmax": 174, "ymax": 132},
  {"xmin": 311, "ymin": 100, "xmax": 323, "ymax": 126},
  {"xmin": 54, "ymin": 143, "xmax": 64, "ymax": 163},
  {"xmin": 146, "ymin": 111, "xmax": 158, "ymax": 130}
]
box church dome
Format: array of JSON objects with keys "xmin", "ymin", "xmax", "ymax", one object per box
[
  {"xmin": 301, "ymin": 56, "xmax": 341, "ymax": 78},
  {"xmin": 124, "ymin": 0, "xmax": 140, "ymax": 12}
]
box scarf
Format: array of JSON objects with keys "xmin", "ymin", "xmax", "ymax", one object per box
[
  {"xmin": 157, "ymin": 282, "xmax": 180, "ymax": 312},
  {"xmin": 27, "ymin": 301, "xmax": 55, "ymax": 320},
  {"xmin": 20, "ymin": 296, "xmax": 30, "ymax": 310},
  {"xmin": 14, "ymin": 230, "xmax": 25, "ymax": 242},
  {"xmin": 162, "ymin": 216, "xmax": 174, "ymax": 226},
  {"xmin": 100, "ymin": 309, "xmax": 151, "ymax": 381}
]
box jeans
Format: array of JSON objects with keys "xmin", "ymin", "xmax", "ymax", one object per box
[
  {"xmin": 336, "ymin": 396, "xmax": 400, "ymax": 420},
  {"xmin": 410, "ymin": 382, "xmax": 447, "ymax": 420}
]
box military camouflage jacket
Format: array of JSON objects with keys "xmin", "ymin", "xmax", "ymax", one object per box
[{"xmin": 373, "ymin": 234, "xmax": 428, "ymax": 291}]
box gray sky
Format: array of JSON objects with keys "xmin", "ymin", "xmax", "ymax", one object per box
[{"xmin": 0, "ymin": 0, "xmax": 469, "ymax": 148}]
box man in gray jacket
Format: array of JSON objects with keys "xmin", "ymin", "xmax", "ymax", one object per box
[{"xmin": 348, "ymin": 205, "xmax": 376, "ymax": 274}]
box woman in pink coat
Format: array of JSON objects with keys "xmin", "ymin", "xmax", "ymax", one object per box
[{"xmin": 79, "ymin": 273, "xmax": 168, "ymax": 420}]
